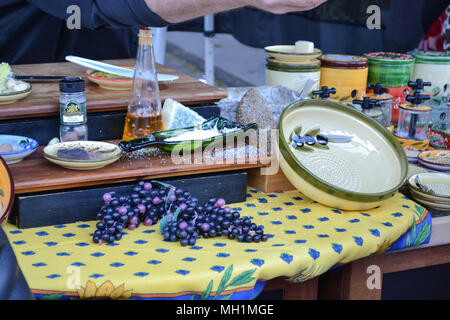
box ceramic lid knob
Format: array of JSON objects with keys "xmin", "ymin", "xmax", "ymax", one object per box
[
  {"xmin": 312, "ymin": 86, "xmax": 336, "ymax": 99},
  {"xmin": 368, "ymin": 83, "xmax": 389, "ymax": 95},
  {"xmin": 408, "ymin": 79, "xmax": 432, "ymax": 92},
  {"xmin": 353, "ymin": 97, "xmax": 381, "ymax": 111},
  {"xmin": 405, "ymin": 91, "xmax": 431, "ymax": 106}
]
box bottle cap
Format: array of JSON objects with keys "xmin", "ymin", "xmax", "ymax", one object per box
[
  {"xmin": 138, "ymin": 28, "xmax": 153, "ymax": 46},
  {"xmin": 59, "ymin": 77, "xmax": 85, "ymax": 93}
]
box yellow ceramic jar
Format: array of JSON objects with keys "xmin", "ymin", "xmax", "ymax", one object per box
[{"xmin": 319, "ymin": 54, "xmax": 369, "ymax": 102}]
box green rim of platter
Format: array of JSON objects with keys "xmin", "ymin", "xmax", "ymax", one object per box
[{"xmin": 278, "ymin": 99, "xmax": 409, "ymax": 203}]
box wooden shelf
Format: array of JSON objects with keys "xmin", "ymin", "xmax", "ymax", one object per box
[
  {"xmin": 3, "ymin": 59, "xmax": 227, "ymax": 121},
  {"xmin": 9, "ymin": 143, "xmax": 270, "ymax": 194}
]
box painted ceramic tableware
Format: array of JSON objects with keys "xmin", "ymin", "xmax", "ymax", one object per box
[
  {"xmin": 364, "ymin": 52, "xmax": 415, "ymax": 88},
  {"xmin": 43, "ymin": 141, "xmax": 122, "ymax": 170},
  {"xmin": 410, "ymin": 50, "xmax": 450, "ymax": 98},
  {"xmin": 0, "ymin": 82, "xmax": 32, "ymax": 104},
  {"xmin": 278, "ymin": 99, "xmax": 408, "ymax": 210},
  {"xmin": 409, "ymin": 189, "xmax": 450, "ymax": 204},
  {"xmin": 264, "ymin": 46, "xmax": 322, "ymax": 63},
  {"xmin": 407, "ymin": 173, "xmax": 450, "ymax": 201},
  {"xmin": 0, "ymin": 135, "xmax": 39, "ymax": 164},
  {"xmin": 418, "ymin": 150, "xmax": 450, "ymax": 171},
  {"xmin": 0, "ymin": 156, "xmax": 14, "ymax": 225},
  {"xmin": 412, "ymin": 196, "xmax": 450, "ymax": 211},
  {"xmin": 265, "ymin": 58, "xmax": 321, "ymax": 94},
  {"xmin": 85, "ymin": 68, "xmax": 133, "ymax": 90},
  {"xmin": 319, "ymin": 54, "xmax": 369, "ymax": 102}
]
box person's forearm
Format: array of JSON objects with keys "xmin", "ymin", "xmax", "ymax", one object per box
[
  {"xmin": 145, "ymin": 0, "xmax": 328, "ymax": 24},
  {"xmin": 145, "ymin": 0, "xmax": 247, "ymax": 23}
]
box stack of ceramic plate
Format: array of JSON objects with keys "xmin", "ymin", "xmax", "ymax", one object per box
[
  {"xmin": 407, "ymin": 173, "xmax": 450, "ymax": 212},
  {"xmin": 417, "ymin": 150, "xmax": 450, "ymax": 172}
]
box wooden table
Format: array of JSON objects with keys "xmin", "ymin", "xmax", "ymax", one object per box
[
  {"xmin": 318, "ymin": 242, "xmax": 450, "ymax": 300},
  {"xmin": 4, "ymin": 59, "xmax": 227, "ymax": 120}
]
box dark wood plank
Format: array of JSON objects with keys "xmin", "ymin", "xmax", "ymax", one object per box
[
  {"xmin": 9, "ymin": 142, "xmax": 270, "ymax": 194},
  {"xmin": 318, "ymin": 244, "xmax": 450, "ymax": 300},
  {"xmin": 2, "ymin": 59, "xmax": 227, "ymax": 120},
  {"xmin": 10, "ymin": 170, "xmax": 248, "ymax": 229},
  {"xmin": 263, "ymin": 277, "xmax": 318, "ymax": 300}
]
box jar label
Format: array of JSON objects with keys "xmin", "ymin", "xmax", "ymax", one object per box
[{"xmin": 60, "ymin": 101, "xmax": 87, "ymax": 125}]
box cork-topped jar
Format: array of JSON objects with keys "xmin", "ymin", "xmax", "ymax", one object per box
[{"xmin": 319, "ymin": 54, "xmax": 369, "ymax": 102}]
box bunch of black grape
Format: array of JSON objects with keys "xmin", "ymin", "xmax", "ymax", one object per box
[
  {"xmin": 161, "ymin": 196, "xmax": 269, "ymax": 246},
  {"xmin": 92, "ymin": 180, "xmax": 269, "ymax": 246}
]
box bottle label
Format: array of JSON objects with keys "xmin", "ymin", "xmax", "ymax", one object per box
[{"xmin": 60, "ymin": 101, "xmax": 87, "ymax": 125}]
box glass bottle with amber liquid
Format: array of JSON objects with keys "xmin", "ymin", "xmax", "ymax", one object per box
[{"xmin": 122, "ymin": 28, "xmax": 163, "ymax": 141}]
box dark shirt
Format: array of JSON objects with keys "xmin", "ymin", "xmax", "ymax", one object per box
[{"xmin": 0, "ymin": 0, "xmax": 168, "ymax": 64}]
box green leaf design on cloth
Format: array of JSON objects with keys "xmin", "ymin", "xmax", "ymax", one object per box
[
  {"xmin": 405, "ymin": 204, "xmax": 431, "ymax": 248},
  {"xmin": 0, "ymin": 189, "xmax": 4, "ymax": 197},
  {"xmin": 194, "ymin": 265, "xmax": 257, "ymax": 300},
  {"xmin": 198, "ymin": 280, "xmax": 213, "ymax": 300}
]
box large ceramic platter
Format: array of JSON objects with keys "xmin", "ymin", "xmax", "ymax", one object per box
[
  {"xmin": 43, "ymin": 141, "xmax": 122, "ymax": 170},
  {"xmin": 0, "ymin": 156, "xmax": 14, "ymax": 225},
  {"xmin": 278, "ymin": 99, "xmax": 408, "ymax": 210},
  {"xmin": 264, "ymin": 46, "xmax": 322, "ymax": 63}
]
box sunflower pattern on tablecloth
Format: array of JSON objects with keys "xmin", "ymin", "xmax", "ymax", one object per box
[{"xmin": 3, "ymin": 189, "xmax": 431, "ymax": 300}]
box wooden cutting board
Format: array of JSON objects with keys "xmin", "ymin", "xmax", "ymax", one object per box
[{"xmin": 1, "ymin": 59, "xmax": 227, "ymax": 120}]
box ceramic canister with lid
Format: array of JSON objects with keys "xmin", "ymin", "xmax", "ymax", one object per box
[
  {"xmin": 319, "ymin": 54, "xmax": 368, "ymax": 102},
  {"xmin": 266, "ymin": 58, "xmax": 321, "ymax": 94},
  {"xmin": 364, "ymin": 52, "xmax": 415, "ymax": 123},
  {"xmin": 410, "ymin": 50, "xmax": 450, "ymax": 130}
]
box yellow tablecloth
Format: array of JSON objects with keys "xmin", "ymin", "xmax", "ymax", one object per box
[{"xmin": 3, "ymin": 189, "xmax": 430, "ymax": 300}]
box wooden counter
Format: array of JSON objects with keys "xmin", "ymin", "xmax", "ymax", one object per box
[
  {"xmin": 3, "ymin": 59, "xmax": 227, "ymax": 120},
  {"xmin": 9, "ymin": 144, "xmax": 271, "ymax": 194}
]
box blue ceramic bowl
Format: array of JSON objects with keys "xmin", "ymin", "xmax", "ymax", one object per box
[{"xmin": 0, "ymin": 135, "xmax": 39, "ymax": 164}]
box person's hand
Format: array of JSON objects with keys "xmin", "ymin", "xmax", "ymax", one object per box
[{"xmin": 247, "ymin": 0, "xmax": 328, "ymax": 14}]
